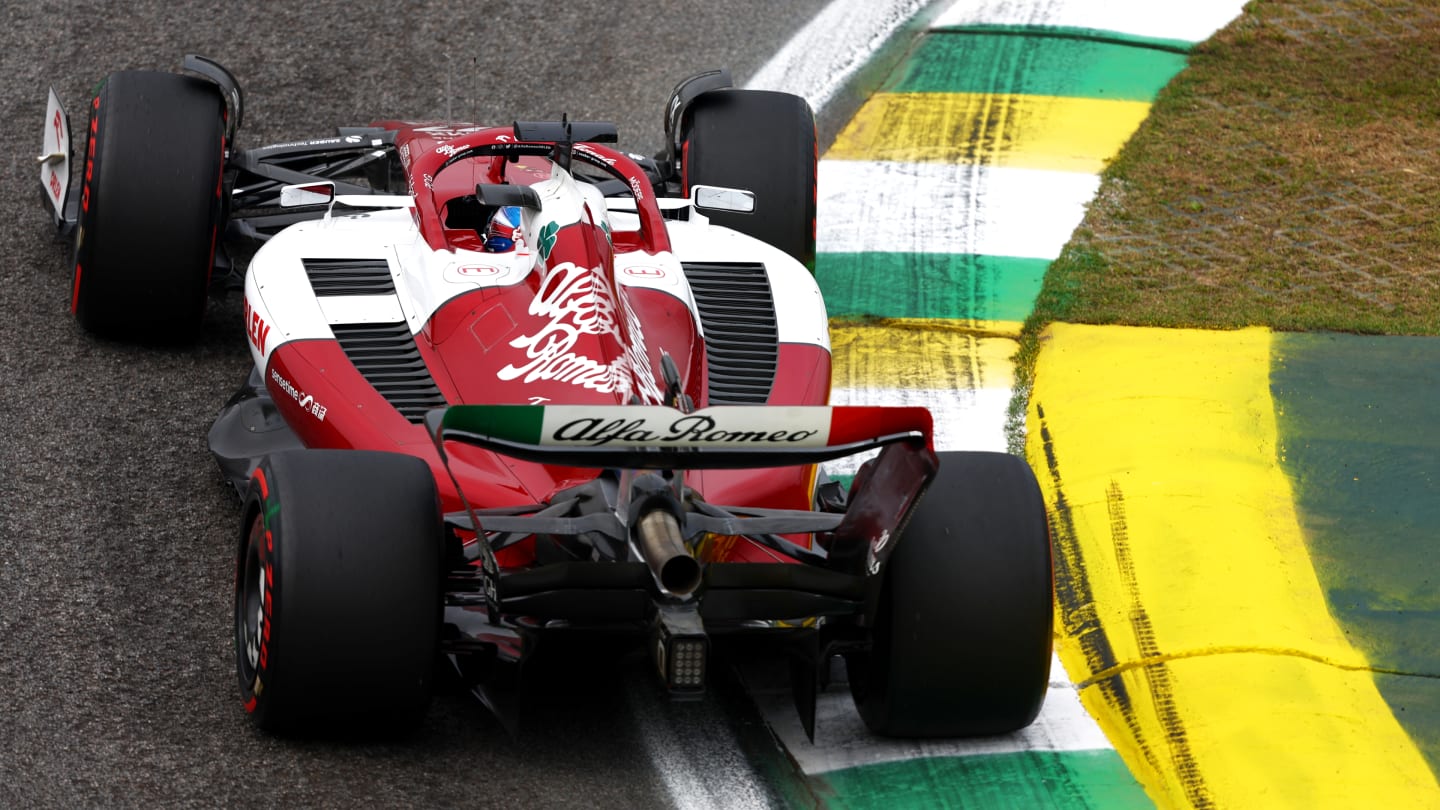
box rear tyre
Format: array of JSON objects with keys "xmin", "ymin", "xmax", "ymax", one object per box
[
  {"xmin": 72, "ymin": 70, "xmax": 225, "ymax": 341},
  {"xmin": 849, "ymin": 451, "xmax": 1053, "ymax": 737},
  {"xmin": 236, "ymin": 450, "xmax": 443, "ymax": 735},
  {"xmin": 682, "ymin": 89, "xmax": 817, "ymax": 270}
]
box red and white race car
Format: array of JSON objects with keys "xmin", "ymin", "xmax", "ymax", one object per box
[{"xmin": 40, "ymin": 56, "xmax": 1053, "ymax": 738}]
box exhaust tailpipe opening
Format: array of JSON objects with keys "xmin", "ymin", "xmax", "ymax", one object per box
[{"xmin": 635, "ymin": 508, "xmax": 701, "ymax": 596}]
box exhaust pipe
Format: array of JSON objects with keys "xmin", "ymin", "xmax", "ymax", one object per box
[{"xmin": 635, "ymin": 508, "xmax": 702, "ymax": 596}]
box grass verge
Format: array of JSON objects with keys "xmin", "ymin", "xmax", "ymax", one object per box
[{"xmin": 1008, "ymin": 0, "xmax": 1440, "ymax": 450}]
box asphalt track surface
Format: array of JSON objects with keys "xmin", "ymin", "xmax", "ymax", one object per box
[{"xmin": 0, "ymin": 2, "xmax": 834, "ymax": 806}]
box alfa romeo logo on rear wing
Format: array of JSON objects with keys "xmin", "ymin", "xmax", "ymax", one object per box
[
  {"xmin": 434, "ymin": 405, "xmax": 936, "ymax": 470},
  {"xmin": 548, "ymin": 412, "xmax": 822, "ymax": 447}
]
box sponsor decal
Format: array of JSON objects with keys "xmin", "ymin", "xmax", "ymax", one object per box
[
  {"xmin": 497, "ymin": 262, "xmax": 661, "ymax": 399},
  {"xmin": 455, "ymin": 404, "xmax": 833, "ymax": 449},
  {"xmin": 867, "ymin": 528, "xmax": 892, "ymax": 575},
  {"xmin": 622, "ymin": 265, "xmax": 665, "ymax": 279},
  {"xmin": 445, "ymin": 259, "xmax": 520, "ymax": 286},
  {"xmin": 266, "ymin": 136, "xmax": 356, "ymax": 149},
  {"xmin": 242, "ymin": 467, "xmax": 276, "ymax": 713},
  {"xmin": 628, "ymin": 175, "xmax": 645, "ymax": 201},
  {"xmin": 456, "ymin": 264, "xmax": 500, "ymax": 277},
  {"xmin": 80, "ymin": 96, "xmax": 98, "ymax": 215},
  {"xmin": 412, "ymin": 124, "xmax": 485, "ymax": 139},
  {"xmin": 574, "ymin": 143, "xmax": 617, "ymax": 165},
  {"xmin": 537, "ymin": 221, "xmax": 559, "ymax": 260},
  {"xmin": 45, "ymin": 107, "xmax": 66, "ymax": 204},
  {"xmin": 551, "ymin": 413, "xmax": 819, "ymax": 447},
  {"xmin": 435, "ymin": 143, "xmax": 461, "ymax": 158},
  {"xmin": 244, "ymin": 298, "xmax": 270, "ymax": 355},
  {"xmin": 270, "ymin": 368, "xmax": 328, "ymax": 421}
]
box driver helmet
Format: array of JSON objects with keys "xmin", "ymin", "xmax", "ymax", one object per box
[{"xmin": 484, "ymin": 206, "xmax": 522, "ymax": 252}]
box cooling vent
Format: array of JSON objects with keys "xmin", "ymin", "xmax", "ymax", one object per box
[
  {"xmin": 303, "ymin": 258, "xmax": 396, "ymax": 296},
  {"xmin": 330, "ymin": 322, "xmax": 446, "ymax": 423},
  {"xmin": 681, "ymin": 262, "xmax": 779, "ymax": 405}
]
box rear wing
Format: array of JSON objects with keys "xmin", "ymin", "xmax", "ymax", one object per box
[
  {"xmin": 427, "ymin": 404, "xmax": 933, "ymax": 470},
  {"xmin": 429, "ymin": 403, "xmax": 942, "ymax": 626}
]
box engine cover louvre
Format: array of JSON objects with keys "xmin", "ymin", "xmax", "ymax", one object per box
[
  {"xmin": 330, "ymin": 321, "xmax": 447, "ymax": 423},
  {"xmin": 681, "ymin": 262, "xmax": 778, "ymax": 405},
  {"xmin": 303, "ymin": 257, "xmax": 396, "ymax": 296}
]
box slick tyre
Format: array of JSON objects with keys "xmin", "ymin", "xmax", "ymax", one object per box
[
  {"xmin": 72, "ymin": 70, "xmax": 225, "ymax": 342},
  {"xmin": 849, "ymin": 451, "xmax": 1053, "ymax": 737},
  {"xmin": 236, "ymin": 450, "xmax": 443, "ymax": 735},
  {"xmin": 682, "ymin": 89, "xmax": 816, "ymax": 270}
]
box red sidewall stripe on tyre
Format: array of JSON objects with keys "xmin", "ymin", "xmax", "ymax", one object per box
[{"xmin": 71, "ymin": 94, "xmax": 101, "ymax": 314}]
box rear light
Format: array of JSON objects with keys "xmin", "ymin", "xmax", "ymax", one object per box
[{"xmin": 654, "ymin": 603, "xmax": 708, "ymax": 698}]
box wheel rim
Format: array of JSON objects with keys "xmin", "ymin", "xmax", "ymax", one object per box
[{"xmin": 237, "ymin": 513, "xmax": 266, "ymax": 684}]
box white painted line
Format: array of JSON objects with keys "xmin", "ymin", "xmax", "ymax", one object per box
[
  {"xmin": 751, "ymin": 654, "xmax": 1114, "ymax": 775},
  {"xmin": 625, "ymin": 678, "xmax": 774, "ymax": 810},
  {"xmin": 818, "ymin": 159, "xmax": 1100, "ymax": 260},
  {"xmin": 823, "ymin": 386, "xmax": 1012, "ymax": 477},
  {"xmin": 745, "ymin": 0, "xmax": 935, "ymax": 111},
  {"xmin": 932, "ymin": 0, "xmax": 1249, "ymax": 44}
]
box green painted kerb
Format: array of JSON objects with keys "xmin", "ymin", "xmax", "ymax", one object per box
[
  {"xmin": 932, "ymin": 24, "xmax": 1196, "ymax": 55},
  {"xmin": 884, "ymin": 32, "xmax": 1188, "ymax": 101},
  {"xmin": 817, "ymin": 253, "xmax": 1049, "ymax": 323},
  {"xmin": 814, "ymin": 749, "xmax": 1153, "ymax": 809},
  {"xmin": 1271, "ymin": 332, "xmax": 1440, "ymax": 776}
]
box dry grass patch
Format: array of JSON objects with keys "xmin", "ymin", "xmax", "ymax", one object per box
[
  {"xmin": 1009, "ymin": 0, "xmax": 1440, "ymax": 450},
  {"xmin": 1029, "ymin": 0, "xmax": 1440, "ymax": 336}
]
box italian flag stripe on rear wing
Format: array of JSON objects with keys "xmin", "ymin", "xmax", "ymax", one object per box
[{"xmin": 433, "ymin": 405, "xmax": 934, "ymax": 469}]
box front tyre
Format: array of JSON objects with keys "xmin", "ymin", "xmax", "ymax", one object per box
[
  {"xmin": 681, "ymin": 89, "xmax": 817, "ymax": 270},
  {"xmin": 849, "ymin": 451, "xmax": 1054, "ymax": 737},
  {"xmin": 72, "ymin": 70, "xmax": 225, "ymax": 342},
  {"xmin": 236, "ymin": 450, "xmax": 443, "ymax": 734}
]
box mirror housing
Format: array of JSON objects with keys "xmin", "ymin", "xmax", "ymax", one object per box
[
  {"xmin": 690, "ymin": 184, "xmax": 755, "ymax": 214},
  {"xmin": 279, "ymin": 182, "xmax": 336, "ymax": 208}
]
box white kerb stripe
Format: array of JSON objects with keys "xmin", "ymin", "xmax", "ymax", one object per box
[
  {"xmin": 745, "ymin": 0, "xmax": 934, "ymax": 111},
  {"xmin": 932, "ymin": 0, "xmax": 1250, "ymax": 44},
  {"xmin": 818, "ymin": 160, "xmax": 1100, "ymax": 260},
  {"xmin": 823, "ymin": 387, "xmax": 1011, "ymax": 477},
  {"xmin": 752, "ymin": 654, "xmax": 1114, "ymax": 775}
]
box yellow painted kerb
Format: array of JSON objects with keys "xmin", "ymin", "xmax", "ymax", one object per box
[
  {"xmin": 1025, "ymin": 323, "xmax": 1438, "ymax": 808},
  {"xmin": 830, "ymin": 321, "xmax": 1017, "ymax": 391},
  {"xmin": 828, "ymin": 92, "xmax": 1152, "ymax": 174}
]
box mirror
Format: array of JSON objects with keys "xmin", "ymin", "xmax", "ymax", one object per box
[
  {"xmin": 279, "ymin": 182, "xmax": 336, "ymax": 208},
  {"xmin": 691, "ymin": 185, "xmax": 755, "ymax": 214}
]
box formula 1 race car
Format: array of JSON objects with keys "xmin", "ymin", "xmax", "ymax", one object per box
[{"xmin": 39, "ymin": 56, "xmax": 1053, "ymax": 738}]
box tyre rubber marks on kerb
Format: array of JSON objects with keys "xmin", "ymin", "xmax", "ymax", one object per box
[
  {"xmin": 817, "ymin": 160, "xmax": 1101, "ymax": 259},
  {"xmin": 1037, "ymin": 402, "xmax": 1214, "ymax": 809},
  {"xmin": 744, "ymin": 0, "xmax": 936, "ymax": 110},
  {"xmin": 1104, "ymin": 479, "xmax": 1213, "ymax": 809}
]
